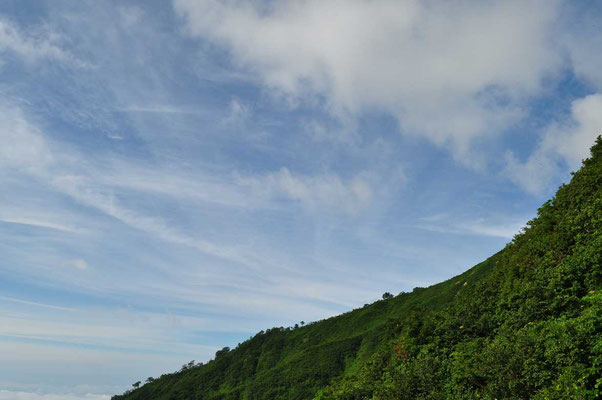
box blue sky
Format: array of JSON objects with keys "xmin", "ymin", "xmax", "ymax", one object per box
[{"xmin": 1, "ymin": 0, "xmax": 602, "ymax": 398}]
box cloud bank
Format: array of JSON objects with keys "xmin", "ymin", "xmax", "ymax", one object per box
[{"xmin": 174, "ymin": 0, "xmax": 562, "ymax": 159}]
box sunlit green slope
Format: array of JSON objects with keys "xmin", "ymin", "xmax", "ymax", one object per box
[{"xmin": 114, "ymin": 137, "xmax": 602, "ymax": 400}]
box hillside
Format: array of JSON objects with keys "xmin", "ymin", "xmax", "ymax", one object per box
[{"xmin": 113, "ymin": 137, "xmax": 602, "ymax": 400}]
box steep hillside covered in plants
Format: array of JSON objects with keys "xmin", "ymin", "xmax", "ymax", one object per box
[{"xmin": 114, "ymin": 137, "xmax": 602, "ymax": 400}]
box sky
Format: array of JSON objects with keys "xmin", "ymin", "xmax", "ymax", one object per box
[{"xmin": 1, "ymin": 0, "xmax": 602, "ymax": 398}]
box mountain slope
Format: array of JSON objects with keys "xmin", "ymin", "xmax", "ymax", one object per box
[{"xmin": 113, "ymin": 137, "xmax": 602, "ymax": 400}]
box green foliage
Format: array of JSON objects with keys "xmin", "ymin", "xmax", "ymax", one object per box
[
  {"xmin": 114, "ymin": 136, "xmax": 602, "ymax": 400},
  {"xmin": 382, "ymin": 292, "xmax": 394, "ymax": 300}
]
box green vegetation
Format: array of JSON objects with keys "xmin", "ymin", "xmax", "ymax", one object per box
[{"xmin": 114, "ymin": 137, "xmax": 602, "ymax": 400}]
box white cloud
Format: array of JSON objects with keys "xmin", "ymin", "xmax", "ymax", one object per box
[
  {"xmin": 67, "ymin": 259, "xmax": 89, "ymax": 270},
  {"xmin": 0, "ymin": 102, "xmax": 258, "ymax": 268},
  {"xmin": 0, "ymin": 340, "xmax": 188, "ymax": 400},
  {"xmin": 222, "ymin": 97, "xmax": 251, "ymax": 128},
  {"xmin": 0, "ymin": 305, "xmax": 222, "ymax": 361},
  {"xmin": 239, "ymin": 167, "xmax": 373, "ymax": 214},
  {"xmin": 0, "ymin": 19, "xmax": 82, "ymax": 66},
  {"xmin": 0, "ymin": 103, "xmax": 53, "ymax": 174},
  {"xmin": 118, "ymin": 105, "xmax": 201, "ymax": 114},
  {"xmin": 0, "ymin": 100, "xmax": 399, "ymax": 331},
  {"xmin": 418, "ymin": 213, "xmax": 527, "ymax": 239},
  {"xmin": 0, "ymin": 296, "xmax": 75, "ymax": 312},
  {"xmin": 505, "ymin": 93, "xmax": 602, "ymax": 194},
  {"xmin": 0, "ymin": 216, "xmax": 80, "ymax": 234},
  {"xmin": 0, "ymin": 391, "xmax": 109, "ymax": 400},
  {"xmin": 458, "ymin": 220, "xmax": 525, "ymax": 239},
  {"xmin": 0, "ymin": 99, "xmax": 375, "ymax": 231},
  {"xmin": 174, "ymin": 0, "xmax": 562, "ymax": 159},
  {"xmin": 546, "ymin": 94, "xmax": 602, "ymax": 167},
  {"xmin": 0, "ymin": 101, "xmax": 387, "ymax": 316},
  {"xmin": 50, "ymin": 176, "xmax": 257, "ymax": 267}
]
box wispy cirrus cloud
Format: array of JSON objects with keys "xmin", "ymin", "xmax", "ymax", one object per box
[
  {"xmin": 0, "ymin": 98, "xmax": 384, "ymax": 319},
  {"xmin": 0, "ymin": 18, "xmax": 86, "ymax": 66},
  {"xmin": 0, "ymin": 216, "xmax": 81, "ymax": 234},
  {"xmin": 0, "ymin": 99, "xmax": 371, "ymax": 271},
  {"xmin": 417, "ymin": 213, "xmax": 528, "ymax": 239},
  {"xmin": 239, "ymin": 167, "xmax": 373, "ymax": 214},
  {"xmin": 0, "ymin": 296, "xmax": 75, "ymax": 312},
  {"xmin": 117, "ymin": 105, "xmax": 203, "ymax": 114}
]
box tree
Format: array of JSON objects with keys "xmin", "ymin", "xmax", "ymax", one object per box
[
  {"xmin": 132, "ymin": 381, "xmax": 141, "ymax": 389},
  {"xmin": 146, "ymin": 377, "xmax": 155, "ymax": 383},
  {"xmin": 216, "ymin": 347, "xmax": 230, "ymax": 358},
  {"xmin": 382, "ymin": 292, "xmax": 394, "ymax": 300}
]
